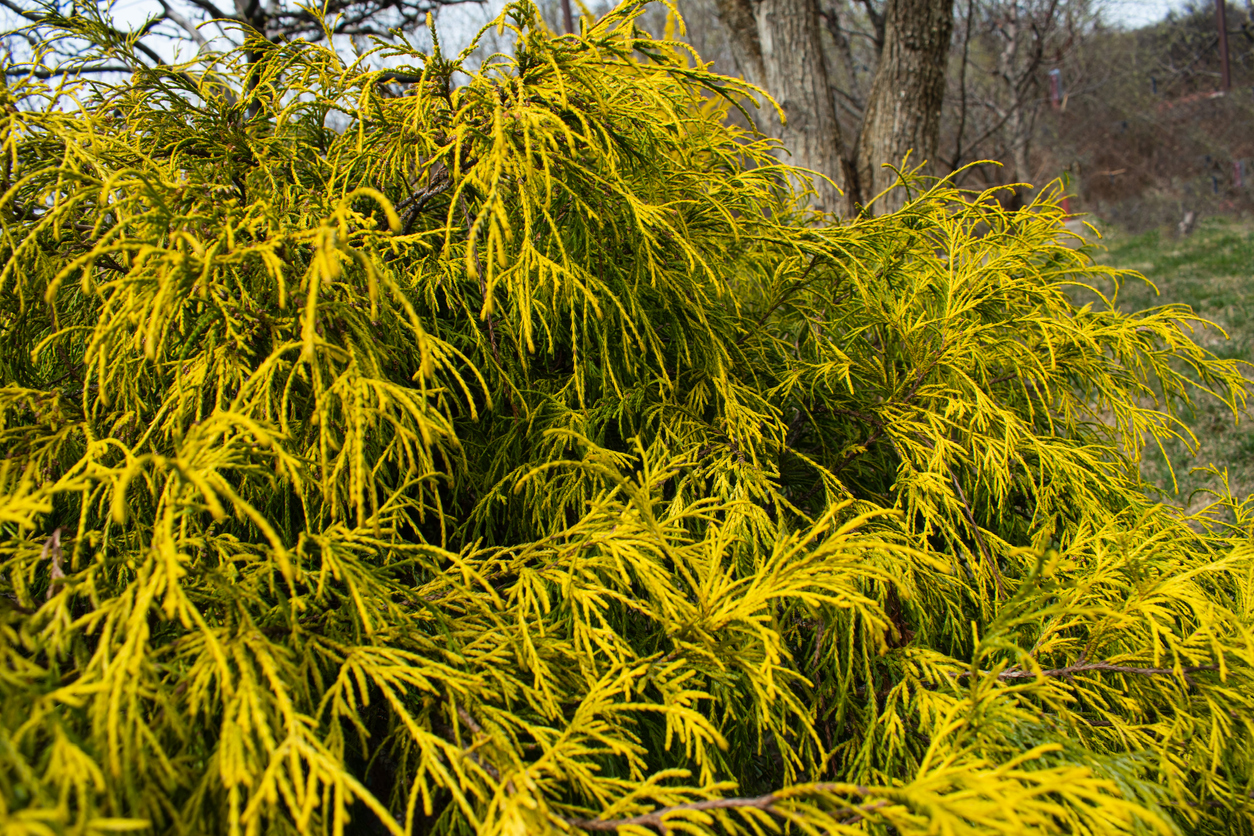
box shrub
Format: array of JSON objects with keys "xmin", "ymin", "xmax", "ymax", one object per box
[{"xmin": 1, "ymin": 3, "xmax": 1252, "ymax": 834}]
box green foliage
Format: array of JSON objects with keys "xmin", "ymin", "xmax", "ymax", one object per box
[{"xmin": 2, "ymin": 4, "xmax": 1253, "ymax": 833}]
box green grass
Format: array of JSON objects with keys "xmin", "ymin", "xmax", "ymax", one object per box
[{"xmin": 1078, "ymin": 216, "xmax": 1254, "ymax": 510}]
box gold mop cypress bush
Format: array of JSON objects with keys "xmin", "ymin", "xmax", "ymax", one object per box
[{"xmin": 1, "ymin": 3, "xmax": 1253, "ymax": 833}]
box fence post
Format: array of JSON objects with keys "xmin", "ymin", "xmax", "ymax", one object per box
[{"xmin": 1216, "ymin": 0, "xmax": 1231, "ymax": 91}]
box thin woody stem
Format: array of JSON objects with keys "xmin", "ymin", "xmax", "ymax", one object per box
[
  {"xmin": 989, "ymin": 661, "xmax": 1218, "ymax": 680},
  {"xmin": 567, "ymin": 787, "xmax": 886, "ymax": 832},
  {"xmin": 945, "ymin": 661, "xmax": 1219, "ymax": 686}
]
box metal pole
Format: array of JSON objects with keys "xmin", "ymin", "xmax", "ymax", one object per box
[{"xmin": 1216, "ymin": 0, "xmax": 1231, "ymax": 91}]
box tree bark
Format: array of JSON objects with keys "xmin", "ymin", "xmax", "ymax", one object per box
[
  {"xmin": 854, "ymin": 0, "xmax": 955, "ymax": 213},
  {"xmin": 715, "ymin": 0, "xmax": 954, "ymax": 216},
  {"xmin": 712, "ymin": 0, "xmax": 766, "ymax": 87},
  {"xmin": 715, "ymin": 0, "xmax": 847, "ymax": 213}
]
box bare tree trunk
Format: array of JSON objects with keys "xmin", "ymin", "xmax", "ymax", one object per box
[
  {"xmin": 714, "ymin": 0, "xmax": 848, "ymax": 212},
  {"xmin": 757, "ymin": 0, "xmax": 848, "ymax": 211},
  {"xmin": 854, "ymin": 0, "xmax": 955, "ymax": 213},
  {"xmin": 712, "ymin": 0, "xmax": 766, "ymax": 87},
  {"xmin": 820, "ymin": 5, "xmax": 868, "ymax": 116},
  {"xmin": 1006, "ymin": 104, "xmax": 1032, "ymax": 200},
  {"xmin": 716, "ymin": 0, "xmax": 954, "ymax": 216}
]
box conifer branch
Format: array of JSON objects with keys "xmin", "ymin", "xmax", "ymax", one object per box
[{"xmin": 831, "ymin": 339, "xmax": 949, "ymax": 476}]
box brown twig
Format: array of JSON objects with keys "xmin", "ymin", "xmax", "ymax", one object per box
[
  {"xmin": 932, "ymin": 447, "xmax": 1004, "ymax": 600},
  {"xmin": 991, "ymin": 661, "xmax": 1218, "ymax": 682},
  {"xmin": 951, "ymin": 661, "xmax": 1219, "ymax": 685},
  {"xmin": 46, "ymin": 358, "xmax": 85, "ymax": 388},
  {"xmin": 400, "ymin": 162, "xmax": 453, "ymax": 234},
  {"xmin": 41, "ymin": 528, "xmax": 65, "ymax": 601},
  {"xmin": 456, "ymin": 706, "xmax": 501, "ymax": 782},
  {"xmin": 566, "ymin": 788, "xmax": 886, "ymax": 832},
  {"xmin": 8, "ymin": 202, "xmax": 95, "ymax": 233},
  {"xmin": 735, "ymin": 255, "xmax": 827, "ymax": 346},
  {"xmin": 0, "ymin": 595, "xmax": 35, "ymax": 615}
]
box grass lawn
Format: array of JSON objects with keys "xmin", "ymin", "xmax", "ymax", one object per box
[{"xmin": 1076, "ymin": 215, "xmax": 1254, "ymax": 512}]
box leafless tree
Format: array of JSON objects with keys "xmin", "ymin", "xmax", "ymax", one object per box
[
  {"xmin": 712, "ymin": 0, "xmax": 848, "ymax": 210},
  {"xmin": 943, "ymin": 0, "xmax": 1094, "ymax": 204},
  {"xmin": 711, "ymin": 0, "xmax": 955, "ymax": 215},
  {"xmin": 854, "ymin": 0, "xmax": 955, "ymax": 211},
  {"xmin": 1, "ymin": 0, "xmax": 483, "ymax": 77}
]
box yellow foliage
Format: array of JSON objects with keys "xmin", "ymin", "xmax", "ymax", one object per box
[{"xmin": 1, "ymin": 2, "xmax": 1252, "ymax": 833}]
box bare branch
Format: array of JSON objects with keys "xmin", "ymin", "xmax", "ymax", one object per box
[
  {"xmin": 992, "ymin": 661, "xmax": 1219, "ymax": 681},
  {"xmin": 156, "ymin": 0, "xmax": 210, "ymax": 47},
  {"xmin": 40, "ymin": 528, "xmax": 64, "ymax": 601},
  {"xmin": 819, "ymin": 4, "xmax": 867, "ymax": 115},
  {"xmin": 455, "ymin": 706, "xmax": 500, "ymax": 782},
  {"xmin": 567, "ymin": 787, "xmax": 886, "ymax": 832},
  {"xmin": 948, "ymin": 0, "xmax": 976, "ymax": 170},
  {"xmin": 0, "ymin": 0, "xmax": 40, "ymax": 21},
  {"xmin": 131, "ymin": 36, "xmax": 173, "ymax": 69},
  {"xmin": 181, "ymin": 0, "xmax": 234, "ymax": 22},
  {"xmin": 856, "ymin": 0, "xmax": 884, "ymax": 53},
  {"xmin": 374, "ymin": 69, "xmax": 424, "ymax": 84},
  {"xmin": 4, "ymin": 64, "xmax": 134, "ymax": 77}
]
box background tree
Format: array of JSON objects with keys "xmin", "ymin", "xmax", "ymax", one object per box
[
  {"xmin": 853, "ymin": 0, "xmax": 954, "ymax": 210},
  {"xmin": 940, "ymin": 0, "xmax": 1091, "ymax": 207},
  {"xmin": 711, "ymin": 0, "xmax": 954, "ymax": 214},
  {"xmin": 681, "ymin": 0, "xmax": 1254, "ymax": 223},
  {"xmin": 0, "ymin": 0, "xmax": 482, "ymax": 77},
  {"xmin": 713, "ymin": 0, "xmax": 847, "ymax": 211}
]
